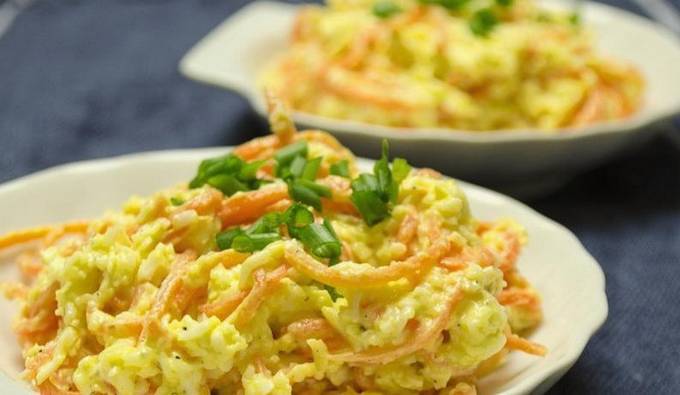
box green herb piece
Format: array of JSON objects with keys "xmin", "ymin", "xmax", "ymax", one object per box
[
  {"xmin": 495, "ymin": 0, "xmax": 513, "ymax": 7},
  {"xmin": 190, "ymin": 153, "xmax": 265, "ymax": 196},
  {"xmin": 284, "ymin": 203, "xmax": 315, "ymax": 237},
  {"xmin": 418, "ymin": 0, "xmax": 469, "ymax": 10},
  {"xmin": 288, "ymin": 155, "xmax": 307, "ymax": 180},
  {"xmin": 298, "ymin": 223, "xmax": 342, "ymax": 260},
  {"xmin": 275, "ymin": 141, "xmax": 308, "ymax": 168},
  {"xmin": 216, "ymin": 228, "xmax": 246, "ymax": 250},
  {"xmin": 231, "ymin": 233, "xmax": 281, "ymax": 253},
  {"xmin": 392, "ymin": 158, "xmax": 412, "ymax": 185},
  {"xmin": 569, "ymin": 12, "xmax": 581, "ymax": 26},
  {"xmin": 349, "ymin": 140, "xmax": 410, "ymax": 226},
  {"xmin": 246, "ymin": 212, "xmax": 282, "ymax": 235},
  {"xmin": 351, "ymin": 190, "xmax": 390, "ymax": 226},
  {"xmin": 330, "ymin": 160, "xmax": 350, "ymax": 178},
  {"xmin": 470, "ymin": 8, "xmax": 498, "ymax": 36},
  {"xmin": 373, "ymin": 1, "xmax": 402, "ymax": 18},
  {"xmin": 301, "ymin": 157, "xmax": 322, "ymax": 181},
  {"xmin": 170, "ymin": 197, "xmax": 185, "ymax": 206},
  {"xmin": 207, "ymin": 174, "xmax": 249, "ymax": 196},
  {"xmin": 288, "ymin": 179, "xmax": 331, "ymax": 211},
  {"xmin": 325, "ymin": 285, "xmax": 342, "ymax": 301}
]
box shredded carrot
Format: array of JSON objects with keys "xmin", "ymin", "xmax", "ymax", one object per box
[
  {"xmin": 396, "ymin": 212, "xmax": 418, "ymax": 247},
  {"xmin": 287, "ymin": 318, "xmax": 340, "ymax": 341},
  {"xmin": 232, "ymin": 265, "xmax": 289, "ymax": 328},
  {"xmin": 0, "ymin": 221, "xmax": 89, "ymax": 251},
  {"xmin": 498, "ymin": 232, "xmax": 521, "ymax": 275},
  {"xmin": 201, "ymin": 290, "xmax": 249, "ymax": 320},
  {"xmin": 182, "ymin": 187, "xmax": 224, "ymax": 216},
  {"xmin": 233, "ymin": 135, "xmax": 280, "ymax": 162},
  {"xmin": 505, "ymin": 332, "xmax": 547, "ymax": 356},
  {"xmin": 266, "ymin": 90, "xmax": 297, "ymax": 144},
  {"xmin": 497, "ymin": 288, "xmax": 541, "ymax": 310},
  {"xmin": 329, "ymin": 287, "xmax": 463, "ymax": 364},
  {"xmin": 139, "ymin": 251, "xmax": 196, "ymax": 340},
  {"xmin": 286, "ymin": 237, "xmax": 452, "ymax": 289},
  {"xmin": 218, "ymin": 184, "xmax": 289, "ymax": 228}
]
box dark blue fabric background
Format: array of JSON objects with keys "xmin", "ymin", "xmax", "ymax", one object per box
[{"xmin": 1, "ymin": 1, "xmax": 679, "ymax": 393}]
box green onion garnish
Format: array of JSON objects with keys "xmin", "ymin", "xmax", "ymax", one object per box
[
  {"xmin": 350, "ymin": 140, "xmax": 410, "ymax": 226},
  {"xmin": 190, "ymin": 153, "xmax": 265, "ymax": 196},
  {"xmin": 170, "ymin": 197, "xmax": 184, "ymax": 206},
  {"xmin": 301, "ymin": 157, "xmax": 322, "ymax": 181},
  {"xmin": 231, "ymin": 232, "xmax": 281, "ymax": 253},
  {"xmin": 275, "ymin": 141, "xmax": 308, "ymax": 168},
  {"xmin": 373, "ymin": 1, "xmax": 402, "ymax": 18},
  {"xmin": 418, "ymin": 0, "xmax": 469, "ymax": 10},
  {"xmin": 470, "ymin": 8, "xmax": 498, "ymax": 36},
  {"xmin": 216, "ymin": 228, "xmax": 246, "ymax": 250},
  {"xmin": 495, "ymin": 0, "xmax": 513, "ymax": 7},
  {"xmin": 325, "ymin": 285, "xmax": 342, "ymax": 301},
  {"xmin": 330, "ymin": 160, "xmax": 350, "ymax": 178}
]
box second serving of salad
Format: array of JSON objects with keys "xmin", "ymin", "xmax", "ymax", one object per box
[
  {"xmin": 261, "ymin": 0, "xmax": 644, "ymax": 131},
  {"xmin": 0, "ymin": 96, "xmax": 545, "ymax": 394}
]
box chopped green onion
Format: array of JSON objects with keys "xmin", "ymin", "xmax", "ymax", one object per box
[
  {"xmin": 170, "ymin": 197, "xmax": 184, "ymax": 206},
  {"xmin": 216, "ymin": 228, "xmax": 246, "ymax": 250},
  {"xmin": 284, "ymin": 204, "xmax": 315, "ymax": 238},
  {"xmin": 190, "ymin": 153, "xmax": 265, "ymax": 196},
  {"xmin": 351, "ymin": 190, "xmax": 390, "ymax": 226},
  {"xmin": 298, "ymin": 223, "xmax": 342, "ymax": 260},
  {"xmin": 288, "ymin": 179, "xmax": 331, "ymax": 211},
  {"xmin": 231, "ymin": 233, "xmax": 281, "ymax": 253},
  {"xmin": 301, "ymin": 157, "xmax": 322, "ymax": 181},
  {"xmin": 275, "ymin": 141, "xmax": 308, "ymax": 167},
  {"xmin": 247, "ymin": 212, "xmax": 282, "ymax": 235},
  {"xmin": 325, "ymin": 285, "xmax": 342, "ymax": 301},
  {"xmin": 569, "ymin": 12, "xmax": 581, "ymax": 26},
  {"xmin": 289, "ymin": 181, "xmax": 322, "ymax": 211},
  {"xmin": 330, "ymin": 160, "xmax": 350, "ymax": 178},
  {"xmin": 349, "ymin": 140, "xmax": 410, "ymax": 226},
  {"xmin": 392, "ymin": 158, "xmax": 411, "ymax": 185},
  {"xmin": 373, "ymin": 1, "xmax": 402, "ymax": 18},
  {"xmin": 288, "ymin": 155, "xmax": 307, "ymax": 180},
  {"xmin": 239, "ymin": 160, "xmax": 266, "ymax": 180},
  {"xmin": 418, "ymin": 0, "xmax": 469, "ymax": 10},
  {"xmin": 495, "ymin": 0, "xmax": 513, "ymax": 7},
  {"xmin": 470, "ymin": 8, "xmax": 498, "ymax": 36},
  {"xmin": 207, "ymin": 174, "xmax": 248, "ymax": 196}
]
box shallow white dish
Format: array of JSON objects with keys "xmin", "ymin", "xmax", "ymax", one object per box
[
  {"xmin": 0, "ymin": 149, "xmax": 607, "ymax": 394},
  {"xmin": 180, "ymin": 0, "xmax": 680, "ymax": 196}
]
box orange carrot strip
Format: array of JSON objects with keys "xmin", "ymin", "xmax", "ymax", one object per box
[
  {"xmin": 0, "ymin": 221, "xmax": 88, "ymax": 251},
  {"xmin": 287, "ymin": 318, "xmax": 339, "ymax": 341},
  {"xmin": 139, "ymin": 251, "xmax": 196, "ymax": 340},
  {"xmin": 218, "ymin": 184, "xmax": 289, "ymax": 228},
  {"xmin": 285, "ymin": 237, "xmax": 451, "ymax": 289},
  {"xmin": 233, "ymin": 265, "xmax": 289, "ymax": 328},
  {"xmin": 506, "ymin": 332, "xmax": 547, "ymax": 356},
  {"xmin": 329, "ymin": 287, "xmax": 463, "ymax": 364},
  {"xmin": 397, "ymin": 213, "xmax": 418, "ymax": 246},
  {"xmin": 201, "ymin": 290, "xmax": 249, "ymax": 320}
]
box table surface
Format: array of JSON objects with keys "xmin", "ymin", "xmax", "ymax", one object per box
[{"xmin": 1, "ymin": 1, "xmax": 679, "ymax": 394}]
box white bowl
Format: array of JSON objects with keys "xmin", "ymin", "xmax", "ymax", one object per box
[
  {"xmin": 0, "ymin": 149, "xmax": 607, "ymax": 394},
  {"xmin": 179, "ymin": 0, "xmax": 680, "ymax": 196}
]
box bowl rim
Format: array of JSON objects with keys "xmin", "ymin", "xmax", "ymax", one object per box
[
  {"xmin": 0, "ymin": 148, "xmax": 609, "ymax": 394},
  {"xmin": 179, "ymin": 0, "xmax": 680, "ymax": 144}
]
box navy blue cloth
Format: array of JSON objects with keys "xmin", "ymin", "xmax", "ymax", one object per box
[{"xmin": 1, "ymin": 1, "xmax": 679, "ymax": 393}]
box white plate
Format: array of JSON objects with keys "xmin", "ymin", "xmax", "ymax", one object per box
[
  {"xmin": 179, "ymin": 0, "xmax": 680, "ymax": 196},
  {"xmin": 0, "ymin": 149, "xmax": 608, "ymax": 394}
]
